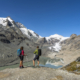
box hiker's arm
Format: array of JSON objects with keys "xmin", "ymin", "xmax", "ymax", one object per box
[
  {"xmin": 24, "ymin": 54, "xmax": 27, "ymax": 56},
  {"xmin": 34, "ymin": 50, "xmax": 36, "ymax": 54},
  {"xmin": 23, "ymin": 51, "xmax": 27, "ymax": 56}
]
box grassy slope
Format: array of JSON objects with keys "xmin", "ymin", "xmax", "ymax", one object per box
[{"xmin": 62, "ymin": 61, "xmax": 80, "ymax": 75}]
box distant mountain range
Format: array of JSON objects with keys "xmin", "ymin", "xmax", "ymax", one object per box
[
  {"xmin": 0, "ymin": 16, "xmax": 70, "ymax": 66},
  {"xmin": 0, "ymin": 17, "xmax": 70, "ymax": 52},
  {"xmin": 0, "ymin": 17, "xmax": 42, "ymax": 41},
  {"xmin": 0, "ymin": 17, "xmax": 69, "ymax": 42}
]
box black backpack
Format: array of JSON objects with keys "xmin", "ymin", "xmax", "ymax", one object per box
[{"xmin": 38, "ymin": 49, "xmax": 42, "ymax": 56}]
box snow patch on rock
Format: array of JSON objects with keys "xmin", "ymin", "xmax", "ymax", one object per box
[
  {"xmin": 0, "ymin": 17, "xmax": 14, "ymax": 27},
  {"xmin": 47, "ymin": 34, "xmax": 69, "ymax": 52}
]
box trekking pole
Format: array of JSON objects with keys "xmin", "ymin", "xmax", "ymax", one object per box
[{"xmin": 26, "ymin": 55, "xmax": 28, "ymax": 61}]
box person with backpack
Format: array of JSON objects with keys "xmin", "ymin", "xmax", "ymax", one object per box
[
  {"xmin": 17, "ymin": 46, "xmax": 26, "ymax": 68},
  {"xmin": 33, "ymin": 46, "xmax": 42, "ymax": 67}
]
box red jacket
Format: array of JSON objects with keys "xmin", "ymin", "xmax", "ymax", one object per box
[{"xmin": 20, "ymin": 50, "xmax": 24, "ymax": 56}]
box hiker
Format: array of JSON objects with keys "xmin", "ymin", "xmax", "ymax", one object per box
[
  {"xmin": 18, "ymin": 46, "xmax": 26, "ymax": 68},
  {"xmin": 33, "ymin": 46, "xmax": 42, "ymax": 67}
]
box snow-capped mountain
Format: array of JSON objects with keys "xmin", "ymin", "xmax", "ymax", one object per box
[
  {"xmin": 0, "ymin": 17, "xmax": 15, "ymax": 27},
  {"xmin": 16, "ymin": 22, "xmax": 42, "ymax": 40},
  {"xmin": 46, "ymin": 34, "xmax": 69, "ymax": 42},
  {"xmin": 45, "ymin": 34, "xmax": 69, "ymax": 52},
  {"xmin": 0, "ymin": 17, "xmax": 42, "ymax": 41},
  {"xmin": 36, "ymin": 34, "xmax": 69, "ymax": 52},
  {"xmin": 0, "ymin": 17, "xmax": 69, "ymax": 52}
]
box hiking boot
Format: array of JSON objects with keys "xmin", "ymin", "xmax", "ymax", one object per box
[
  {"xmin": 22, "ymin": 66, "xmax": 24, "ymax": 68},
  {"xmin": 36, "ymin": 66, "xmax": 40, "ymax": 68},
  {"xmin": 32, "ymin": 66, "xmax": 35, "ymax": 68},
  {"xmin": 19, "ymin": 66, "xmax": 22, "ymax": 69}
]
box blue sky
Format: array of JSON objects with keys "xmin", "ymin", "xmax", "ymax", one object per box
[{"xmin": 0, "ymin": 0, "xmax": 80, "ymax": 37}]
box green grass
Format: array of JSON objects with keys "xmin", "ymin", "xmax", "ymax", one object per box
[{"xmin": 63, "ymin": 61, "xmax": 80, "ymax": 72}]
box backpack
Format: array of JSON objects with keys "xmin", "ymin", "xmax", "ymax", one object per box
[
  {"xmin": 38, "ymin": 49, "xmax": 42, "ymax": 56},
  {"xmin": 17, "ymin": 49, "xmax": 21, "ymax": 56}
]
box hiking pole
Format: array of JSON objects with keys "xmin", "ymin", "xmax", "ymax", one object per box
[{"xmin": 26, "ymin": 55, "xmax": 28, "ymax": 61}]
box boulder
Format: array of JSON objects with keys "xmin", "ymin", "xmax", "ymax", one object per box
[
  {"xmin": 70, "ymin": 34, "xmax": 77, "ymax": 39},
  {"xmin": 76, "ymin": 57, "xmax": 80, "ymax": 62}
]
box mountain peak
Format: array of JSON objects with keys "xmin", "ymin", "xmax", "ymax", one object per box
[
  {"xmin": 70, "ymin": 34, "xmax": 77, "ymax": 38},
  {"xmin": 7, "ymin": 16, "xmax": 11, "ymax": 18},
  {"xmin": 0, "ymin": 17, "xmax": 14, "ymax": 26},
  {"xmin": 49, "ymin": 34, "xmax": 63, "ymax": 38},
  {"xmin": 0, "ymin": 17, "xmax": 13, "ymax": 21},
  {"xmin": 7, "ymin": 17, "xmax": 13, "ymax": 22},
  {"xmin": 46, "ymin": 34, "xmax": 69, "ymax": 41}
]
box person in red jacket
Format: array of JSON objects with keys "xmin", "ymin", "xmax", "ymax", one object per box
[{"xmin": 19, "ymin": 46, "xmax": 26, "ymax": 68}]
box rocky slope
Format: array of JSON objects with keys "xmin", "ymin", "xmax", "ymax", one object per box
[
  {"xmin": 45, "ymin": 34, "xmax": 80, "ymax": 67},
  {"xmin": 52, "ymin": 34, "xmax": 80, "ymax": 66},
  {"xmin": 61, "ymin": 34, "xmax": 80, "ymax": 51},
  {"xmin": 0, "ymin": 67, "xmax": 80, "ymax": 80}
]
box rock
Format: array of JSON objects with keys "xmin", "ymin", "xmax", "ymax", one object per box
[
  {"xmin": 70, "ymin": 34, "xmax": 77, "ymax": 39},
  {"xmin": 76, "ymin": 57, "xmax": 80, "ymax": 62},
  {"xmin": 50, "ymin": 75, "xmax": 63, "ymax": 80},
  {"xmin": 0, "ymin": 38, "xmax": 10, "ymax": 43},
  {"xmin": 36, "ymin": 37, "xmax": 47, "ymax": 44},
  {"xmin": 76, "ymin": 64, "xmax": 80, "ymax": 68},
  {"xmin": 0, "ymin": 72, "xmax": 10, "ymax": 78},
  {"xmin": 0, "ymin": 67, "xmax": 80, "ymax": 80}
]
